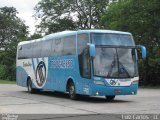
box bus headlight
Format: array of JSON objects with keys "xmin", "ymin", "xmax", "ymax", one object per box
[
  {"xmin": 131, "ymin": 80, "xmax": 139, "ymax": 84},
  {"xmin": 94, "ymin": 80, "xmax": 105, "ymax": 85}
]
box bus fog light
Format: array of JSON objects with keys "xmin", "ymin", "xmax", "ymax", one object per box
[
  {"xmin": 132, "ymin": 80, "xmax": 138, "ymax": 84},
  {"xmin": 96, "ymin": 92, "xmax": 99, "ymax": 96},
  {"xmin": 132, "ymin": 92, "xmax": 135, "ymax": 95},
  {"xmin": 94, "ymin": 80, "xmax": 105, "ymax": 85}
]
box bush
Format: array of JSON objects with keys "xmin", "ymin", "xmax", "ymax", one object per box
[{"xmin": 0, "ymin": 64, "xmax": 8, "ymax": 80}]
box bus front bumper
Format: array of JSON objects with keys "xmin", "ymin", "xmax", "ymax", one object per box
[{"xmin": 90, "ymin": 84, "xmax": 138, "ymax": 96}]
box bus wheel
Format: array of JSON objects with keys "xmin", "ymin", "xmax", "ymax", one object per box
[
  {"xmin": 27, "ymin": 79, "xmax": 33, "ymax": 93},
  {"xmin": 27, "ymin": 79, "xmax": 39, "ymax": 93},
  {"xmin": 68, "ymin": 82, "xmax": 77, "ymax": 100},
  {"xmin": 105, "ymin": 96, "xmax": 115, "ymax": 101},
  {"xmin": 27, "ymin": 79, "xmax": 34, "ymax": 93}
]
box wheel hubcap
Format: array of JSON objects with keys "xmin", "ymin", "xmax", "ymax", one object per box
[
  {"xmin": 28, "ymin": 81, "xmax": 31, "ymax": 92},
  {"xmin": 70, "ymin": 85, "xmax": 74, "ymax": 95}
]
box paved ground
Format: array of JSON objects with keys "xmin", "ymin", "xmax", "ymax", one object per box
[{"xmin": 0, "ymin": 84, "xmax": 160, "ymax": 120}]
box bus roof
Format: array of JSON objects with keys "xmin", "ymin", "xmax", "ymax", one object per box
[
  {"xmin": 18, "ymin": 38, "xmax": 41, "ymax": 46},
  {"xmin": 77, "ymin": 29, "xmax": 131, "ymax": 35},
  {"xmin": 44, "ymin": 30, "xmax": 131, "ymax": 40},
  {"xmin": 44, "ymin": 30, "xmax": 77, "ymax": 40},
  {"xmin": 18, "ymin": 29, "xmax": 131, "ymax": 46}
]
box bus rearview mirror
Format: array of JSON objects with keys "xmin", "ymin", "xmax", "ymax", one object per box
[
  {"xmin": 89, "ymin": 44, "xmax": 96, "ymax": 57},
  {"xmin": 137, "ymin": 45, "xmax": 147, "ymax": 59}
]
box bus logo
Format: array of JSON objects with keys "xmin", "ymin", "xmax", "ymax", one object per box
[
  {"xmin": 35, "ymin": 61, "xmax": 46, "ymax": 87},
  {"xmin": 110, "ymin": 79, "xmax": 118, "ymax": 86}
]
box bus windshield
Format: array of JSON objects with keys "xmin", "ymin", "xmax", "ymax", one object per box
[
  {"xmin": 93, "ymin": 47, "xmax": 138, "ymax": 78},
  {"xmin": 91, "ymin": 33, "xmax": 138, "ymax": 78}
]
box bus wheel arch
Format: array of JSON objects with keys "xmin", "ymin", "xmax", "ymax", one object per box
[{"xmin": 66, "ymin": 78, "xmax": 77, "ymax": 100}]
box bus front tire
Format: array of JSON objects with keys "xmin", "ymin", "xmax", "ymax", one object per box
[
  {"xmin": 105, "ymin": 96, "xmax": 115, "ymax": 101},
  {"xmin": 68, "ymin": 82, "xmax": 77, "ymax": 100}
]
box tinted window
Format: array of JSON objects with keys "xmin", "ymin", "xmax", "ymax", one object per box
[
  {"xmin": 78, "ymin": 34, "xmax": 91, "ymax": 78},
  {"xmin": 92, "ymin": 33, "xmax": 135, "ymax": 46},
  {"xmin": 18, "ymin": 41, "xmax": 42, "ymax": 59},
  {"xmin": 18, "ymin": 42, "xmax": 32, "ymax": 59},
  {"xmin": 63, "ymin": 36, "xmax": 75, "ymax": 55},
  {"xmin": 52, "ymin": 38, "xmax": 63, "ymax": 56},
  {"xmin": 18, "ymin": 45, "xmax": 24, "ymax": 59},
  {"xmin": 17, "ymin": 35, "xmax": 76, "ymax": 59},
  {"xmin": 32, "ymin": 41, "xmax": 42, "ymax": 58},
  {"xmin": 41, "ymin": 39, "xmax": 52, "ymax": 57},
  {"xmin": 51, "ymin": 36, "xmax": 76, "ymax": 56},
  {"xmin": 78, "ymin": 48, "xmax": 91, "ymax": 79},
  {"xmin": 78, "ymin": 34, "xmax": 89, "ymax": 55}
]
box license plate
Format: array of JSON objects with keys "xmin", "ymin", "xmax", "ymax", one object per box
[{"xmin": 114, "ymin": 89, "xmax": 122, "ymax": 94}]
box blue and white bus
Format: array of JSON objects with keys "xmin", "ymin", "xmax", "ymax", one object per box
[{"xmin": 16, "ymin": 30, "xmax": 146, "ymax": 100}]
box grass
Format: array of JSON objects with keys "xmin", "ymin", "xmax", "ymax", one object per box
[
  {"xmin": 139, "ymin": 85, "xmax": 160, "ymax": 89},
  {"xmin": 0, "ymin": 80, "xmax": 16, "ymax": 84}
]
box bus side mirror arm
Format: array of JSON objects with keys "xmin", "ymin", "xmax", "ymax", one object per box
[
  {"xmin": 88, "ymin": 43, "xmax": 96, "ymax": 58},
  {"xmin": 136, "ymin": 45, "xmax": 147, "ymax": 60}
]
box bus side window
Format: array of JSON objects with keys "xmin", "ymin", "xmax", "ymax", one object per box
[
  {"xmin": 41, "ymin": 39, "xmax": 52, "ymax": 57},
  {"xmin": 31, "ymin": 41, "xmax": 42, "ymax": 58},
  {"xmin": 25, "ymin": 43, "xmax": 32, "ymax": 58},
  {"xmin": 78, "ymin": 34, "xmax": 91, "ymax": 79},
  {"xmin": 63, "ymin": 36, "xmax": 76, "ymax": 55},
  {"xmin": 18, "ymin": 46, "xmax": 23, "ymax": 59},
  {"xmin": 53, "ymin": 38, "xmax": 63, "ymax": 56},
  {"xmin": 78, "ymin": 34, "xmax": 88, "ymax": 55},
  {"xmin": 79, "ymin": 48, "xmax": 91, "ymax": 78}
]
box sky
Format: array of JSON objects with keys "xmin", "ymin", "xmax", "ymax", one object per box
[{"xmin": 0, "ymin": 0, "xmax": 40, "ymax": 35}]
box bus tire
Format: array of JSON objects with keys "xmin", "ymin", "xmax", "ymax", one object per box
[
  {"xmin": 68, "ymin": 82, "xmax": 77, "ymax": 100},
  {"xmin": 27, "ymin": 78, "xmax": 38, "ymax": 93},
  {"xmin": 105, "ymin": 96, "xmax": 115, "ymax": 101}
]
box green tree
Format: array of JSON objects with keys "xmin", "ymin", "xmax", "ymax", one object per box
[
  {"xmin": 34, "ymin": 0, "xmax": 111, "ymax": 34},
  {"xmin": 101, "ymin": 0, "xmax": 160, "ymax": 85},
  {"xmin": 28, "ymin": 33, "xmax": 42, "ymax": 40},
  {"xmin": 45, "ymin": 18, "xmax": 77, "ymax": 34},
  {"xmin": 0, "ymin": 7, "xmax": 28, "ymax": 80}
]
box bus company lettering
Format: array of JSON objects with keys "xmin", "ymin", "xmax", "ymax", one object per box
[
  {"xmin": 51, "ymin": 59, "xmax": 73, "ymax": 68},
  {"xmin": 23, "ymin": 62, "xmax": 32, "ymax": 67}
]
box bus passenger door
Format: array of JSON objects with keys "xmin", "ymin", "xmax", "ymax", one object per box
[{"xmin": 78, "ymin": 48, "xmax": 91, "ymax": 95}]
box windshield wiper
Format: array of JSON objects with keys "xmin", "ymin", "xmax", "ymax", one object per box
[
  {"xmin": 118, "ymin": 62, "xmax": 131, "ymax": 78},
  {"xmin": 107, "ymin": 54, "xmax": 118, "ymax": 77},
  {"xmin": 107, "ymin": 54, "xmax": 132, "ymax": 78}
]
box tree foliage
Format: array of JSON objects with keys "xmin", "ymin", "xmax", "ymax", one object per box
[
  {"xmin": 34, "ymin": 0, "xmax": 111, "ymax": 34},
  {"xmin": 0, "ymin": 7, "xmax": 28, "ymax": 51},
  {"xmin": 0, "ymin": 7, "xmax": 28, "ymax": 80},
  {"xmin": 101, "ymin": 0, "xmax": 160, "ymax": 85},
  {"xmin": 28, "ymin": 33, "xmax": 42, "ymax": 40}
]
